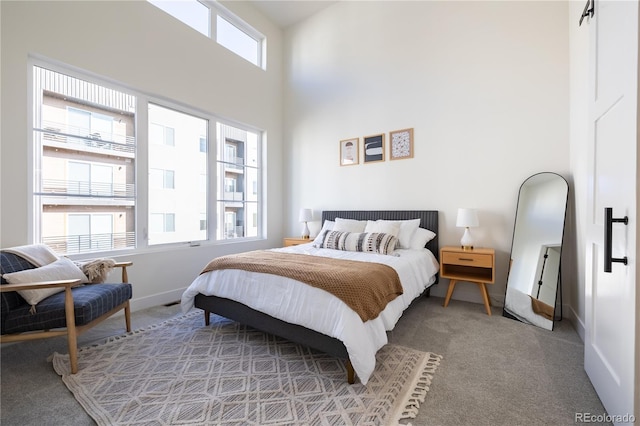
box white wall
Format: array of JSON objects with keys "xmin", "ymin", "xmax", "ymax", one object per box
[
  {"xmin": 0, "ymin": 1, "xmax": 285, "ymax": 310},
  {"xmin": 283, "ymin": 1, "xmax": 571, "ymax": 306}
]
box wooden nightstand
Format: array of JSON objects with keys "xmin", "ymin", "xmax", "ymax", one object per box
[
  {"xmin": 283, "ymin": 237, "xmax": 312, "ymax": 247},
  {"xmin": 440, "ymin": 246, "xmax": 495, "ymax": 315}
]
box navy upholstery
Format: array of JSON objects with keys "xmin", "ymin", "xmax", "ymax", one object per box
[
  {"xmin": 1, "ymin": 252, "xmax": 37, "ymax": 329},
  {"xmin": 1, "ymin": 251, "xmax": 132, "ymax": 335},
  {"xmin": 2, "ymin": 283, "xmax": 132, "ymax": 334}
]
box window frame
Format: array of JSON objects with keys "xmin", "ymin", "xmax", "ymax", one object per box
[
  {"xmin": 147, "ymin": 0, "xmax": 266, "ymax": 69},
  {"xmin": 29, "ymin": 58, "xmax": 265, "ymax": 257}
]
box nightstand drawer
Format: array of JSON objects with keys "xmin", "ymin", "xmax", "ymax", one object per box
[{"xmin": 441, "ymin": 251, "xmax": 493, "ymax": 268}]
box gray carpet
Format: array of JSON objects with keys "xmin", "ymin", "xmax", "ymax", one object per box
[{"xmin": 1, "ymin": 296, "xmax": 608, "ymax": 425}]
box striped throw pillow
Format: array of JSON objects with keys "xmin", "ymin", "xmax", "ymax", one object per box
[{"xmin": 320, "ymin": 231, "xmax": 398, "ymax": 255}]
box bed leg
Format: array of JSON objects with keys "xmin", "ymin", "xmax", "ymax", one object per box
[
  {"xmin": 204, "ymin": 310, "xmax": 210, "ymax": 326},
  {"xmin": 346, "ymin": 360, "xmax": 355, "ymax": 384},
  {"xmin": 425, "ymin": 287, "xmax": 431, "ymax": 298}
]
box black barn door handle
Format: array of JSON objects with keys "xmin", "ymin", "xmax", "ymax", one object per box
[{"xmin": 604, "ymin": 207, "xmax": 628, "ymax": 273}]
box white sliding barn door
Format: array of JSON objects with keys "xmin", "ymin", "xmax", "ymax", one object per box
[{"xmin": 584, "ymin": 0, "xmax": 638, "ymax": 423}]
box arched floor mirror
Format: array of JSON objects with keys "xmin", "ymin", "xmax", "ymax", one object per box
[{"xmin": 503, "ymin": 172, "xmax": 569, "ymax": 330}]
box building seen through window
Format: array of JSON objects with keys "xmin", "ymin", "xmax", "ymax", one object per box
[
  {"xmin": 33, "ymin": 65, "xmax": 262, "ymax": 255},
  {"xmin": 33, "ymin": 66, "xmax": 136, "ymax": 254}
]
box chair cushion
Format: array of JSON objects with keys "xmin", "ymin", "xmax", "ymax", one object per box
[
  {"xmin": 1, "ymin": 252, "xmax": 37, "ymax": 326},
  {"xmin": 2, "ymin": 283, "xmax": 132, "ymax": 335}
]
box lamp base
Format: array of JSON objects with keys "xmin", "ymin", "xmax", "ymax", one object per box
[
  {"xmin": 301, "ymin": 222, "xmax": 310, "ymax": 239},
  {"xmin": 460, "ymin": 227, "xmax": 474, "ymax": 251}
]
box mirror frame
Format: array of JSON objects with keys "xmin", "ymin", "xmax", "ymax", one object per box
[{"xmin": 502, "ymin": 172, "xmax": 569, "ymax": 330}]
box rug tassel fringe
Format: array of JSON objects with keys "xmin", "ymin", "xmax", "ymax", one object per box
[{"xmin": 395, "ymin": 352, "xmax": 443, "ymax": 425}]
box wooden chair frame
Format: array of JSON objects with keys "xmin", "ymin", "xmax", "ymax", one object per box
[{"xmin": 0, "ymin": 261, "xmax": 132, "ymax": 373}]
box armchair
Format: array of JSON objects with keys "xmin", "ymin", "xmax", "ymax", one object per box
[{"xmin": 0, "ymin": 249, "xmax": 133, "ymax": 373}]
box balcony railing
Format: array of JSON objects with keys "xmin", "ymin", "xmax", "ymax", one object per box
[
  {"xmin": 36, "ymin": 120, "xmax": 135, "ymax": 156},
  {"xmin": 223, "ymin": 226, "xmax": 244, "ymax": 239},
  {"xmin": 220, "ymin": 157, "xmax": 245, "ymax": 173},
  {"xmin": 222, "ymin": 191, "xmax": 244, "ymax": 201},
  {"xmin": 40, "ymin": 179, "xmax": 135, "ymax": 199},
  {"xmin": 42, "ymin": 232, "xmax": 135, "ymax": 255}
]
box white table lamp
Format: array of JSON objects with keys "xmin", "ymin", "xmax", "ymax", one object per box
[
  {"xmin": 299, "ymin": 208, "xmax": 312, "ymax": 239},
  {"xmin": 456, "ymin": 208, "xmax": 479, "ymax": 250}
]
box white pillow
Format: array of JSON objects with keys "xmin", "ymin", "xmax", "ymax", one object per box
[
  {"xmin": 397, "ymin": 219, "xmax": 421, "ymax": 248},
  {"xmin": 409, "ymin": 227, "xmax": 437, "ymax": 250},
  {"xmin": 365, "ymin": 219, "xmax": 420, "ymax": 248},
  {"xmin": 2, "ymin": 257, "xmax": 89, "ymax": 306},
  {"xmin": 312, "ymin": 220, "xmax": 334, "ymax": 246},
  {"xmin": 364, "ymin": 220, "xmax": 401, "ymax": 238},
  {"xmin": 333, "ymin": 218, "xmax": 367, "ymax": 233}
]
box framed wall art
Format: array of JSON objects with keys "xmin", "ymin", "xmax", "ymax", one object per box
[
  {"xmin": 339, "ymin": 138, "xmax": 359, "ymax": 166},
  {"xmin": 389, "ymin": 128, "xmax": 414, "ymax": 160},
  {"xmin": 363, "ymin": 133, "xmax": 385, "ymax": 163}
]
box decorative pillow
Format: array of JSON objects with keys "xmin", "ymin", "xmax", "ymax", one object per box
[
  {"xmin": 333, "ymin": 218, "xmax": 367, "ymax": 233},
  {"xmin": 312, "ymin": 220, "xmax": 334, "ymax": 247},
  {"xmin": 2, "ymin": 257, "xmax": 89, "ymax": 307},
  {"xmin": 320, "ymin": 230, "xmax": 398, "ymax": 255},
  {"xmin": 364, "ymin": 219, "xmax": 420, "ymax": 249},
  {"xmin": 409, "ymin": 227, "xmax": 437, "ymax": 250}
]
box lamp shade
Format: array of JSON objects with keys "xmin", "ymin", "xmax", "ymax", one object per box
[
  {"xmin": 456, "ymin": 208, "xmax": 479, "ymax": 228},
  {"xmin": 299, "ymin": 208, "xmax": 313, "ymax": 222}
]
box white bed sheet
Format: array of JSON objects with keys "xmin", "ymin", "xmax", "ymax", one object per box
[{"xmin": 181, "ymin": 243, "xmax": 439, "ymax": 384}]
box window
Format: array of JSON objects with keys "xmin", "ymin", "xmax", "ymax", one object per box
[
  {"xmin": 33, "ymin": 63, "xmax": 263, "ymax": 255},
  {"xmin": 147, "ymin": 0, "xmax": 265, "ymax": 68},
  {"xmin": 216, "ymin": 123, "xmax": 260, "ymax": 240},
  {"xmin": 150, "ymin": 168, "xmax": 175, "ymax": 189},
  {"xmin": 216, "ymin": 14, "xmax": 259, "ymax": 66},
  {"xmin": 68, "ymin": 214, "xmax": 114, "ymax": 253},
  {"xmin": 150, "ymin": 213, "xmax": 175, "ymax": 233},
  {"xmin": 33, "ymin": 66, "xmax": 136, "ymax": 255},
  {"xmin": 147, "ymin": 0, "xmax": 210, "ymax": 37},
  {"xmin": 68, "ymin": 162, "xmax": 114, "ymax": 196},
  {"xmin": 224, "ymin": 177, "xmax": 236, "ymax": 193},
  {"xmin": 148, "ymin": 103, "xmax": 207, "ymax": 246},
  {"xmin": 150, "ymin": 123, "xmax": 175, "ymax": 146}
]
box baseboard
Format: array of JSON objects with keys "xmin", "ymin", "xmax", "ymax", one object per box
[
  {"xmin": 563, "ymin": 304, "xmax": 585, "ymax": 342},
  {"xmin": 130, "ymin": 287, "xmax": 187, "ymax": 312}
]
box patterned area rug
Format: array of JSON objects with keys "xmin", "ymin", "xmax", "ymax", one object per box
[{"xmin": 52, "ymin": 312, "xmax": 442, "ymax": 425}]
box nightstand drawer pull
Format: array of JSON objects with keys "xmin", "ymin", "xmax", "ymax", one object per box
[{"xmin": 458, "ymin": 257, "xmax": 474, "ymax": 261}]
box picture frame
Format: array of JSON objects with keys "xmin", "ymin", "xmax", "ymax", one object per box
[
  {"xmin": 389, "ymin": 128, "xmax": 414, "ymax": 160},
  {"xmin": 363, "ymin": 133, "xmax": 385, "ymax": 163},
  {"xmin": 339, "ymin": 138, "xmax": 359, "ymax": 166}
]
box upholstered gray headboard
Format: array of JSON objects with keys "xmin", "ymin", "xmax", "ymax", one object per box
[{"xmin": 320, "ymin": 210, "xmax": 439, "ymax": 266}]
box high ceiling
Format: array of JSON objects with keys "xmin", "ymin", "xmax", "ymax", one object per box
[{"xmin": 247, "ymin": 1, "xmax": 337, "ymax": 28}]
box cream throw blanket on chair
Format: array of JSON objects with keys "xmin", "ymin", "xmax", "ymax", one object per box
[{"xmin": 74, "ymin": 258, "xmax": 117, "ymax": 283}]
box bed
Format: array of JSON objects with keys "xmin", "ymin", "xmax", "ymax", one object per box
[{"xmin": 181, "ymin": 210, "xmax": 439, "ymax": 384}]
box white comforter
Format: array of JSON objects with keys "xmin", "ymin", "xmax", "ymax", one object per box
[{"xmin": 181, "ymin": 243, "xmax": 440, "ymax": 384}]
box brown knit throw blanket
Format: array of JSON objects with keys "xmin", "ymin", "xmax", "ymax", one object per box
[{"xmin": 201, "ymin": 250, "xmax": 403, "ymax": 322}]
